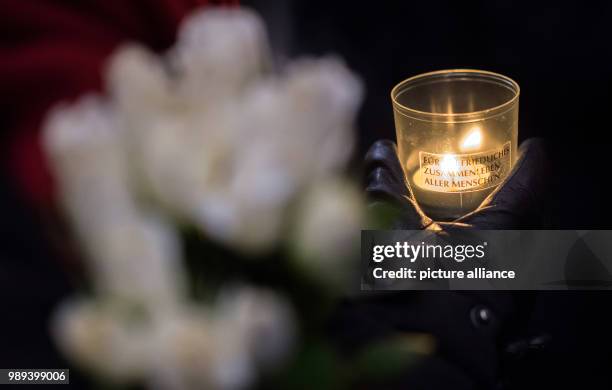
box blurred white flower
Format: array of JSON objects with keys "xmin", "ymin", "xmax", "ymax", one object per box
[
  {"xmin": 148, "ymin": 292, "xmax": 291, "ymax": 390},
  {"xmin": 215, "ymin": 285, "xmax": 296, "ymax": 370},
  {"xmin": 43, "ymin": 95, "xmax": 133, "ymax": 236},
  {"xmin": 173, "ymin": 7, "xmax": 270, "ymax": 102},
  {"xmin": 193, "ymin": 56, "xmax": 363, "ymax": 252},
  {"xmin": 284, "ymin": 57, "xmax": 363, "ymax": 176},
  {"xmin": 55, "ymin": 297, "xmax": 288, "ymax": 390},
  {"xmin": 148, "ymin": 308, "xmax": 249, "ymax": 390},
  {"xmin": 87, "ymin": 213, "xmax": 185, "ymax": 309},
  {"xmin": 43, "ymin": 96, "xmax": 185, "ymax": 309},
  {"xmin": 52, "ymin": 299, "xmax": 153, "ymax": 382},
  {"xmin": 291, "ymin": 180, "xmax": 365, "ymax": 285},
  {"xmin": 94, "ymin": 8, "xmax": 362, "ymax": 253},
  {"xmin": 45, "ymin": 6, "xmax": 363, "ymax": 389},
  {"xmin": 106, "ymin": 44, "xmax": 173, "ymax": 118}
]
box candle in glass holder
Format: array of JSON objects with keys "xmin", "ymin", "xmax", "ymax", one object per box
[{"xmin": 391, "ymin": 69, "xmax": 519, "ymax": 220}]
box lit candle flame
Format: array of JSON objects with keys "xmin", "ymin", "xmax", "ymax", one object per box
[
  {"xmin": 440, "ymin": 154, "xmax": 459, "ymax": 176},
  {"xmin": 460, "ymin": 127, "xmax": 482, "ymax": 151}
]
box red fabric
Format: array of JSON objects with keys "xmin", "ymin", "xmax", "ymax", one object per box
[{"xmin": 1, "ymin": 0, "xmax": 237, "ymax": 207}]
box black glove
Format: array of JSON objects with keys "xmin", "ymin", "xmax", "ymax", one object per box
[
  {"xmin": 364, "ymin": 138, "xmax": 551, "ymax": 230},
  {"xmin": 330, "ymin": 138, "xmax": 551, "ymax": 390}
]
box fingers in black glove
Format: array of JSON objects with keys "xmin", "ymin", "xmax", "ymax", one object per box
[
  {"xmin": 364, "ymin": 138, "xmax": 551, "ymax": 230},
  {"xmin": 364, "ymin": 139, "xmax": 432, "ymax": 229},
  {"xmin": 459, "ymin": 138, "xmax": 551, "ymax": 229}
]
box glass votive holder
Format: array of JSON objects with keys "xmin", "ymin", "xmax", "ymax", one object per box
[{"xmin": 391, "ymin": 69, "xmax": 519, "ymax": 220}]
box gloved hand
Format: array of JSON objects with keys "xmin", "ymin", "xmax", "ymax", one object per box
[
  {"xmin": 330, "ymin": 138, "xmax": 551, "ymax": 390},
  {"xmin": 364, "ymin": 138, "xmax": 551, "ymax": 230}
]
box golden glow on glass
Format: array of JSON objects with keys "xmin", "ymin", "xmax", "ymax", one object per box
[
  {"xmin": 391, "ymin": 69, "xmax": 519, "ymax": 220},
  {"xmin": 460, "ymin": 127, "xmax": 483, "ymax": 151},
  {"xmin": 440, "ymin": 154, "xmax": 460, "ymax": 175}
]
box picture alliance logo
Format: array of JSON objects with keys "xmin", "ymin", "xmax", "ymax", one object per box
[{"xmin": 372, "ymin": 241, "xmax": 488, "ymax": 263}]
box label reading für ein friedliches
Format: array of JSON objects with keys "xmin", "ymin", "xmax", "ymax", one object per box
[{"xmin": 416, "ymin": 141, "xmax": 511, "ymax": 193}]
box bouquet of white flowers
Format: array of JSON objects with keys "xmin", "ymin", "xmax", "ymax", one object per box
[{"xmin": 42, "ymin": 7, "xmax": 427, "ymax": 389}]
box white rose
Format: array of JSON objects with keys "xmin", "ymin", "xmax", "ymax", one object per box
[
  {"xmin": 173, "ymin": 7, "xmax": 270, "ymax": 103},
  {"xmin": 52, "ymin": 299, "xmax": 153, "ymax": 382},
  {"xmin": 149, "ymin": 307, "xmax": 255, "ymax": 390},
  {"xmin": 42, "ymin": 95, "xmax": 135, "ymax": 239},
  {"xmin": 106, "ymin": 44, "xmax": 174, "ymax": 118},
  {"xmin": 284, "ymin": 56, "xmax": 363, "ymax": 177},
  {"xmin": 290, "ymin": 180, "xmax": 364, "ymax": 286},
  {"xmin": 215, "ymin": 285, "xmax": 296, "ymax": 371},
  {"xmin": 87, "ymin": 213, "xmax": 185, "ymax": 309}
]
